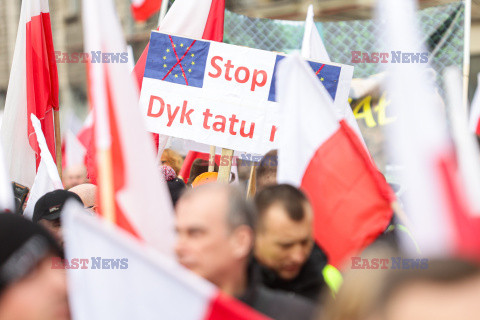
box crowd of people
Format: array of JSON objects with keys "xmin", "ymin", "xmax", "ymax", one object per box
[{"xmin": 0, "ymin": 147, "xmax": 479, "ymax": 320}]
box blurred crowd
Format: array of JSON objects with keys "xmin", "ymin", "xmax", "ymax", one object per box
[{"xmin": 0, "ymin": 148, "xmax": 479, "ymax": 320}]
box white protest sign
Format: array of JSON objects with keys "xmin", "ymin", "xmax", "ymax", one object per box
[{"xmin": 139, "ymin": 32, "xmax": 353, "ymax": 154}]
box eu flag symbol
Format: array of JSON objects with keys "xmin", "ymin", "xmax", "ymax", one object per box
[
  {"xmin": 144, "ymin": 33, "xmax": 211, "ymax": 88},
  {"xmin": 268, "ymin": 55, "xmax": 342, "ymax": 102}
]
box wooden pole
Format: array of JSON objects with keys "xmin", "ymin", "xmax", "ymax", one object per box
[
  {"xmin": 246, "ymin": 164, "xmax": 256, "ymax": 199},
  {"xmin": 208, "ymin": 145, "xmax": 216, "ymax": 172},
  {"xmin": 217, "ymin": 148, "xmax": 234, "ymax": 183},
  {"xmin": 54, "ymin": 110, "xmax": 63, "ymax": 181}
]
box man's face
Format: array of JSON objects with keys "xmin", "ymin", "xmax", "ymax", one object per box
[
  {"xmin": 63, "ymin": 165, "xmax": 88, "ymax": 190},
  {"xmin": 175, "ymin": 190, "xmax": 243, "ymax": 286},
  {"xmin": 0, "ymin": 256, "xmax": 70, "ymax": 320},
  {"xmin": 254, "ymin": 202, "xmax": 314, "ymax": 280},
  {"xmin": 39, "ymin": 219, "xmax": 63, "ymax": 247}
]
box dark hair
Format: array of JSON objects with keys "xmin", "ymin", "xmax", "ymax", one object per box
[
  {"xmin": 188, "ymin": 158, "xmax": 219, "ymax": 185},
  {"xmin": 254, "ymin": 184, "xmax": 310, "ymax": 230},
  {"xmin": 256, "ymin": 150, "xmax": 278, "ymax": 190}
]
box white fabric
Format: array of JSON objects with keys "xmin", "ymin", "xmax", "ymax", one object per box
[
  {"xmin": 62, "ymin": 201, "xmax": 216, "ymax": 320},
  {"xmin": 1, "ymin": 0, "xmax": 38, "ymax": 187},
  {"xmin": 276, "ymin": 54, "xmax": 340, "ymax": 187},
  {"xmin": 65, "ymin": 130, "xmax": 87, "ymax": 168},
  {"xmin": 377, "ymin": 0, "xmax": 455, "ymax": 255},
  {"xmin": 444, "ymin": 67, "xmax": 480, "ymax": 216},
  {"xmin": 158, "ymin": 0, "xmax": 213, "ymax": 38},
  {"xmin": 301, "ymin": 4, "xmax": 366, "ymax": 147},
  {"xmin": 469, "ymin": 74, "xmax": 480, "ymax": 134},
  {"xmin": 24, "ymin": 115, "xmax": 63, "ymax": 219},
  {"xmin": 83, "ymin": 0, "xmax": 176, "ymax": 257},
  {"xmin": 0, "ymin": 143, "xmax": 15, "ymax": 212}
]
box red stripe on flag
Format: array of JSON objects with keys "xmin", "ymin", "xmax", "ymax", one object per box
[
  {"xmin": 476, "ymin": 120, "xmax": 480, "ymax": 136},
  {"xmin": 204, "ymin": 292, "xmax": 271, "ymax": 320},
  {"xmin": 101, "ymin": 68, "xmax": 141, "ymax": 239},
  {"xmin": 202, "ymin": 0, "xmax": 225, "ymax": 41},
  {"xmin": 26, "ymin": 12, "xmax": 59, "ymax": 169},
  {"xmin": 301, "ymin": 121, "xmax": 393, "ymax": 268},
  {"xmin": 437, "ymin": 151, "xmax": 480, "ymax": 261},
  {"xmin": 131, "ymin": 0, "xmax": 162, "ymax": 22}
]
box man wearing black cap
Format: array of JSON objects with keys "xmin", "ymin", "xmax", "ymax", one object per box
[
  {"xmin": 0, "ymin": 213, "xmax": 70, "ymax": 320},
  {"xmin": 33, "ymin": 190, "xmax": 83, "ymax": 247}
]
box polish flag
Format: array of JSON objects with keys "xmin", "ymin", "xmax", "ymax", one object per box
[
  {"xmin": 301, "ymin": 5, "xmax": 366, "ymax": 148},
  {"xmin": 131, "ymin": 0, "xmax": 162, "ymax": 22},
  {"xmin": 1, "ymin": 0, "xmax": 59, "ymax": 187},
  {"xmin": 276, "ymin": 55, "xmax": 395, "ymax": 269},
  {"xmin": 469, "ymin": 74, "xmax": 480, "ymax": 136},
  {"xmin": 63, "ymin": 202, "xmax": 270, "ymax": 320},
  {"xmin": 83, "ymin": 0, "xmax": 175, "ymax": 256},
  {"xmin": 24, "ymin": 114, "xmax": 63, "ymax": 219},
  {"xmin": 132, "ymin": 0, "xmax": 225, "ymax": 162},
  {"xmin": 378, "ymin": 0, "xmax": 480, "ymax": 258}
]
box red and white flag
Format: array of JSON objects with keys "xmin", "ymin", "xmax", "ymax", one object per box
[
  {"xmin": 83, "ymin": 0, "xmax": 175, "ymax": 256},
  {"xmin": 301, "ymin": 5, "xmax": 366, "ymax": 148},
  {"xmin": 469, "ymin": 74, "xmax": 480, "ymax": 136},
  {"xmin": 131, "ymin": 0, "xmax": 162, "ymax": 22},
  {"xmin": 276, "ymin": 55, "xmax": 395, "ymax": 269},
  {"xmin": 24, "ymin": 114, "xmax": 63, "ymax": 219},
  {"xmin": 378, "ymin": 0, "xmax": 480, "ymax": 257},
  {"xmin": 1, "ymin": 0, "xmax": 59, "ymax": 187},
  {"xmin": 63, "ymin": 202, "xmax": 270, "ymax": 320}
]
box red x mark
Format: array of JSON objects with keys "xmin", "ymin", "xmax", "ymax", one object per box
[
  {"xmin": 315, "ymin": 64, "xmax": 325, "ymax": 75},
  {"xmin": 162, "ymin": 35, "xmax": 196, "ymax": 85}
]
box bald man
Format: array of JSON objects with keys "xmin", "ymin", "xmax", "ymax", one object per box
[
  {"xmin": 69, "ymin": 183, "xmax": 97, "ymax": 214},
  {"xmin": 63, "ymin": 164, "xmax": 89, "ymax": 189}
]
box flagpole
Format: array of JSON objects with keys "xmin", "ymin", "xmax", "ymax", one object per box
[
  {"xmin": 463, "ymin": 0, "xmax": 472, "ymax": 116},
  {"xmin": 246, "ymin": 164, "xmax": 256, "ymax": 199},
  {"xmin": 54, "ymin": 110, "xmax": 63, "ymax": 181},
  {"xmin": 208, "ymin": 145, "xmax": 216, "ymax": 172},
  {"xmin": 217, "ymin": 148, "xmax": 233, "ymax": 183}
]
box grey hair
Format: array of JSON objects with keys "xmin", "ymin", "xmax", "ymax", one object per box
[{"xmin": 179, "ymin": 183, "xmax": 256, "ymax": 232}]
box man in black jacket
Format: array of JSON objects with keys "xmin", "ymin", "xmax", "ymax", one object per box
[
  {"xmin": 175, "ymin": 184, "xmax": 315, "ymax": 320},
  {"xmin": 253, "ymin": 184, "xmax": 329, "ymax": 302}
]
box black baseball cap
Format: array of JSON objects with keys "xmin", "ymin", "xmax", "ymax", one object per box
[
  {"xmin": 0, "ymin": 213, "xmax": 62, "ymax": 295},
  {"xmin": 32, "ymin": 189, "xmax": 83, "ymax": 223}
]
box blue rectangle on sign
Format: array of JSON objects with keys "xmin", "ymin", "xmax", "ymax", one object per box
[
  {"xmin": 144, "ymin": 33, "xmax": 211, "ymax": 88},
  {"xmin": 268, "ymin": 55, "xmax": 342, "ymax": 102}
]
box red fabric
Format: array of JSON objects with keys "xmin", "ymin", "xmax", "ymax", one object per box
[
  {"xmin": 97, "ymin": 69, "xmax": 141, "ymax": 239},
  {"xmin": 26, "ymin": 12, "xmax": 59, "ymax": 169},
  {"xmin": 131, "ymin": 0, "xmax": 162, "ymax": 22},
  {"xmin": 437, "ymin": 151, "xmax": 480, "ymax": 261},
  {"xmin": 204, "ymin": 292, "xmax": 271, "ymax": 320},
  {"xmin": 301, "ymin": 121, "xmax": 393, "ymax": 269},
  {"xmin": 202, "ymin": 0, "xmax": 225, "ymax": 41},
  {"xmin": 178, "ymin": 151, "xmax": 220, "ymax": 183},
  {"xmin": 476, "ymin": 120, "xmax": 480, "ymax": 136}
]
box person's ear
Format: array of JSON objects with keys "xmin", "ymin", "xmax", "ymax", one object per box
[{"xmin": 231, "ymin": 225, "xmax": 254, "ymax": 259}]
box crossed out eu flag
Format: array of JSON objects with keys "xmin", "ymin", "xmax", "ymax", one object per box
[
  {"xmin": 144, "ymin": 33, "xmax": 210, "ymax": 88},
  {"xmin": 144, "ymin": 32, "xmax": 343, "ymax": 101}
]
